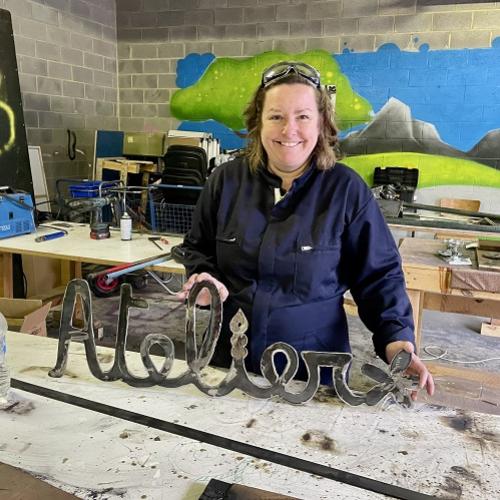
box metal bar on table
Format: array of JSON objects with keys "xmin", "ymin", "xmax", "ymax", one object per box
[{"xmin": 105, "ymin": 254, "xmax": 172, "ymax": 280}]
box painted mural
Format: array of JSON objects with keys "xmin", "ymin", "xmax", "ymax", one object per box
[
  {"xmin": 0, "ymin": 8, "xmax": 33, "ymax": 195},
  {"xmin": 170, "ymin": 45, "xmax": 500, "ymax": 204},
  {"xmin": 0, "ymin": 79, "xmax": 15, "ymax": 155}
]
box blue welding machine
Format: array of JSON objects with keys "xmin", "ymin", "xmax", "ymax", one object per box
[{"xmin": 0, "ymin": 189, "xmax": 36, "ymax": 239}]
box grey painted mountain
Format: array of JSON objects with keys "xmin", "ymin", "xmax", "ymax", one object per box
[
  {"xmin": 468, "ymin": 129, "xmax": 500, "ymax": 165},
  {"xmin": 339, "ymin": 97, "xmax": 499, "ymax": 168}
]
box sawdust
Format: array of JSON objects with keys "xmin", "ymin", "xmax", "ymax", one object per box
[
  {"xmin": 312, "ymin": 387, "xmax": 338, "ymax": 404},
  {"xmin": 97, "ymin": 352, "xmax": 114, "ymax": 364},
  {"xmin": 245, "ymin": 418, "xmax": 256, "ymax": 428},
  {"xmin": 438, "ymin": 476, "xmax": 462, "ymax": 499},
  {"xmin": 0, "ymin": 394, "xmax": 35, "ymax": 414},
  {"xmin": 19, "ymin": 366, "xmax": 79, "ymax": 378},
  {"xmin": 301, "ymin": 430, "xmax": 337, "ymax": 452},
  {"xmin": 251, "ymin": 458, "xmax": 271, "ymax": 472},
  {"xmin": 441, "ymin": 410, "xmax": 500, "ymax": 449},
  {"xmin": 450, "ymin": 465, "xmax": 481, "ymax": 485},
  {"xmin": 441, "ymin": 411, "xmax": 473, "ymax": 432}
]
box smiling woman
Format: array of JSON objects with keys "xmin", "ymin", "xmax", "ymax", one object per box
[
  {"xmin": 261, "ymin": 84, "xmax": 320, "ymax": 183},
  {"xmin": 176, "ymin": 61, "xmax": 435, "ymax": 400}
]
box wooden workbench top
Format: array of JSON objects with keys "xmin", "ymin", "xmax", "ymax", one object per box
[
  {"xmin": 399, "ymin": 237, "xmax": 468, "ymax": 268},
  {"xmin": 3, "ymin": 331, "xmax": 500, "ymax": 499},
  {"xmin": 0, "ymin": 223, "xmax": 185, "ymax": 273}
]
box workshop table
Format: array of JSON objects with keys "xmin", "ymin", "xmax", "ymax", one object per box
[
  {"xmin": 2, "ymin": 331, "xmax": 500, "ymax": 499},
  {"xmin": 399, "ymin": 237, "xmax": 500, "ymax": 386},
  {"xmin": 399, "ymin": 238, "xmax": 500, "ymax": 347},
  {"xmin": 0, "ymin": 223, "xmax": 184, "ymax": 298}
]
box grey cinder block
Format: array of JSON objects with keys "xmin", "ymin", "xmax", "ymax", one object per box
[
  {"xmin": 63, "ymin": 80, "xmax": 85, "ymax": 98},
  {"xmin": 37, "ymin": 76, "xmax": 63, "ymax": 95},
  {"xmin": 48, "ymin": 61, "xmax": 72, "ymax": 80},
  {"xmin": 308, "ymin": 1, "xmax": 341, "ymax": 20},
  {"xmin": 72, "ymin": 66, "xmax": 94, "ymax": 84},
  {"xmin": 215, "ymin": 8, "xmax": 244, "ymax": 25}
]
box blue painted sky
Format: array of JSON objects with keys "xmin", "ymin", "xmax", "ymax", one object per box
[{"xmin": 176, "ymin": 39, "xmax": 500, "ymax": 152}]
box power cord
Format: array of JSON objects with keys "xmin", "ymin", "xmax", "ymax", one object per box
[{"xmin": 421, "ymin": 344, "xmax": 500, "ymax": 364}]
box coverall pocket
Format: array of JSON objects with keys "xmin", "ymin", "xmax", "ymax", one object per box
[
  {"xmin": 215, "ymin": 235, "xmax": 238, "ymax": 266},
  {"xmin": 215, "ymin": 234, "xmax": 247, "ymax": 276},
  {"xmin": 293, "ymin": 244, "xmax": 341, "ymax": 299}
]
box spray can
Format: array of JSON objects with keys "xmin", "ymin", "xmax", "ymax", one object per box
[
  {"xmin": 0, "ymin": 312, "xmax": 10, "ymax": 407},
  {"xmin": 120, "ymin": 212, "xmax": 132, "ymax": 241}
]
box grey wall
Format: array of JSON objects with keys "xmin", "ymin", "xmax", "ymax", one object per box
[
  {"xmin": 2, "ymin": 0, "xmax": 117, "ymax": 197},
  {"xmin": 116, "ymin": 0, "xmax": 500, "ymax": 133}
]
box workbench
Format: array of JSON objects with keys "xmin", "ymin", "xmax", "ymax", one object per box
[
  {"xmin": 95, "ymin": 158, "xmax": 159, "ymax": 211},
  {"xmin": 95, "ymin": 158, "xmax": 158, "ymax": 187},
  {"xmin": 0, "ymin": 223, "xmax": 184, "ymax": 298},
  {"xmin": 399, "ymin": 237, "xmax": 500, "ymax": 348},
  {"xmin": 398, "ymin": 236, "xmax": 500, "ymax": 390},
  {"xmin": 2, "ymin": 331, "xmax": 499, "ymax": 499}
]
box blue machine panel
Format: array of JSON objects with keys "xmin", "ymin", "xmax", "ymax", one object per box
[{"xmin": 0, "ymin": 191, "xmax": 35, "ymax": 239}]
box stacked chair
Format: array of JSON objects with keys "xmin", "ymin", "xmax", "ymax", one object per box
[
  {"xmin": 162, "ymin": 145, "xmax": 207, "ymax": 185},
  {"xmin": 148, "ymin": 145, "xmax": 208, "ymax": 234},
  {"xmin": 160, "ymin": 145, "xmax": 207, "ymax": 205}
]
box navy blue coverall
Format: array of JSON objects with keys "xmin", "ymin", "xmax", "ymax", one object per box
[{"xmin": 181, "ymin": 157, "xmax": 416, "ymax": 383}]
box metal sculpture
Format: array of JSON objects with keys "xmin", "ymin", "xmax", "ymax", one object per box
[{"xmin": 49, "ymin": 279, "xmax": 417, "ymax": 408}]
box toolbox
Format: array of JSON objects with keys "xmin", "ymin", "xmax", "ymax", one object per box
[{"xmin": 373, "ymin": 166, "xmax": 419, "ymax": 203}]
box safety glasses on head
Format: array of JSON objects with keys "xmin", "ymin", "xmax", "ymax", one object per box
[{"xmin": 261, "ymin": 62, "xmax": 321, "ymax": 89}]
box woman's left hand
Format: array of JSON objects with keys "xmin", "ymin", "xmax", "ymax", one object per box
[{"xmin": 385, "ymin": 341, "xmax": 435, "ymax": 401}]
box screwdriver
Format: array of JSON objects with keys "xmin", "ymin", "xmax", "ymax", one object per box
[{"xmin": 35, "ymin": 231, "xmax": 66, "ymax": 242}]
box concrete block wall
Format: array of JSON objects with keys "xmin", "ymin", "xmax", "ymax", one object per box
[
  {"xmin": 116, "ymin": 0, "xmax": 500, "ymax": 134},
  {"xmin": 2, "ymin": 0, "xmax": 118, "ymax": 197},
  {"xmin": 4, "ymin": 0, "xmax": 500, "ymax": 198}
]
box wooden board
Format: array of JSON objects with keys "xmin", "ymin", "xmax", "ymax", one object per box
[
  {"xmin": 480, "ymin": 320, "xmax": 500, "ymax": 337},
  {"xmin": 476, "ymin": 249, "xmax": 500, "ymax": 271},
  {"xmin": 476, "ymin": 239, "xmax": 500, "ymax": 271},
  {"xmin": 0, "ymin": 462, "xmax": 78, "ymax": 499}
]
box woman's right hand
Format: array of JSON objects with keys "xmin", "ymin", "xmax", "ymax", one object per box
[{"xmin": 176, "ymin": 272, "xmax": 229, "ymax": 306}]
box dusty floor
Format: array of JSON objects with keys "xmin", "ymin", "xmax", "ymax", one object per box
[{"xmin": 48, "ymin": 276, "xmax": 500, "ymax": 415}]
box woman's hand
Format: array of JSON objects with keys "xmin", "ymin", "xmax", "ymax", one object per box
[
  {"xmin": 385, "ymin": 340, "xmax": 435, "ymax": 401},
  {"xmin": 176, "ymin": 272, "xmax": 229, "ymax": 306}
]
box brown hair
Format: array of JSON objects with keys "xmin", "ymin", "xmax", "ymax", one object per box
[{"xmin": 243, "ymin": 73, "xmax": 339, "ymax": 173}]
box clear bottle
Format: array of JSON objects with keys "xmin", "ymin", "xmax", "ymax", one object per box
[{"xmin": 0, "ymin": 312, "xmax": 10, "ymax": 406}]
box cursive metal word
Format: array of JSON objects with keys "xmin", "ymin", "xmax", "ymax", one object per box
[{"xmin": 49, "ymin": 279, "xmax": 414, "ymax": 407}]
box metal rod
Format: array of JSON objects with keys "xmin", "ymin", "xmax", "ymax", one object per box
[
  {"xmin": 88, "ymin": 252, "xmax": 172, "ymax": 279},
  {"xmin": 105, "ymin": 255, "xmax": 172, "ymax": 280},
  {"xmin": 386, "ymin": 216, "xmax": 500, "ymax": 233}
]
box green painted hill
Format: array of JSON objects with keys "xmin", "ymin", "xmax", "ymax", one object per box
[
  {"xmin": 345, "ymin": 152, "xmax": 500, "ymax": 188},
  {"xmin": 171, "ymin": 50, "xmax": 372, "ymax": 131}
]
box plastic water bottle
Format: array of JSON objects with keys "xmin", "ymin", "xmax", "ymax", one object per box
[{"xmin": 0, "ymin": 312, "xmax": 10, "ymax": 405}]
